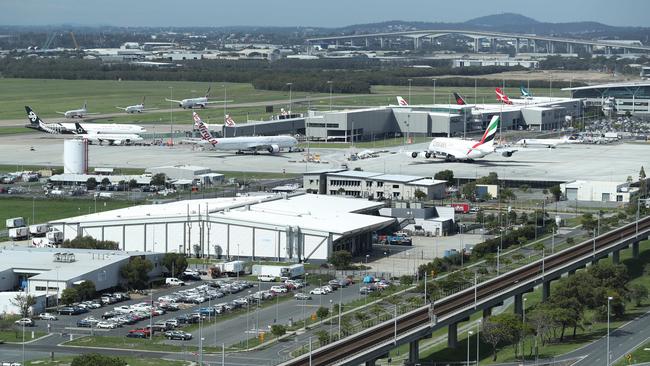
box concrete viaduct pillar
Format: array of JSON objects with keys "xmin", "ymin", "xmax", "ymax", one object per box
[
  {"xmin": 483, "ymin": 307, "xmax": 492, "ymax": 320},
  {"xmin": 531, "ymin": 39, "xmax": 536, "ymax": 53},
  {"xmin": 633, "ymin": 241, "xmax": 640, "ymax": 258},
  {"xmin": 612, "ymin": 250, "xmax": 620, "ymax": 264},
  {"xmin": 568, "ymin": 43, "xmax": 573, "ymax": 54},
  {"xmin": 379, "ymin": 37, "xmax": 384, "ymax": 48},
  {"xmin": 365, "ymin": 359, "xmax": 376, "ymax": 366},
  {"xmin": 514, "ymin": 293, "xmax": 524, "ymax": 316},
  {"xmin": 542, "ymin": 281, "xmax": 551, "ymax": 301},
  {"xmin": 515, "ymin": 38, "xmax": 520, "ymax": 54},
  {"xmin": 474, "ymin": 38, "xmax": 480, "ymax": 53},
  {"xmin": 408, "ymin": 340, "xmax": 420, "ymax": 364},
  {"xmin": 365, "ymin": 37, "xmax": 369, "ymax": 48},
  {"xmin": 448, "ymin": 322, "xmax": 458, "ymax": 348},
  {"xmin": 413, "ymin": 37, "xmax": 419, "ymax": 49}
]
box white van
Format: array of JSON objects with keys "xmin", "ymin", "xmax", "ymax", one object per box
[
  {"xmin": 165, "ymin": 277, "xmax": 185, "ymax": 286},
  {"xmin": 258, "ymin": 274, "xmax": 276, "ymax": 282}
]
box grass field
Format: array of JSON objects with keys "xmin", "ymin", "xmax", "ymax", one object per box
[
  {"xmin": 614, "ymin": 340, "xmax": 650, "ymax": 365},
  {"xmin": 25, "ymin": 355, "xmax": 191, "ymax": 366},
  {"xmin": 0, "ymin": 197, "xmax": 138, "ymax": 230},
  {"xmin": 417, "ymin": 239, "xmax": 650, "ymax": 365},
  {"xmin": 0, "ymin": 330, "xmax": 47, "ymax": 343},
  {"xmin": 65, "ymin": 334, "xmax": 220, "ymax": 353}
]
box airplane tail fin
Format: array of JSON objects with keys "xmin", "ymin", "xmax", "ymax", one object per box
[
  {"xmin": 396, "ymin": 96, "xmax": 408, "ymax": 106},
  {"xmin": 141, "ymin": 96, "xmax": 146, "ymax": 106},
  {"xmin": 520, "ymin": 85, "xmax": 532, "ymax": 97},
  {"xmin": 82, "ymin": 101, "xmax": 87, "ymax": 110},
  {"xmin": 224, "ymin": 114, "xmax": 236, "ymax": 127},
  {"xmin": 193, "ymin": 112, "xmax": 218, "ymax": 146},
  {"xmin": 25, "ymin": 106, "xmax": 41, "ymax": 126},
  {"xmin": 205, "ymin": 86, "xmax": 211, "ymax": 98},
  {"xmin": 453, "ymin": 92, "xmax": 467, "ymax": 105},
  {"xmin": 73, "ymin": 122, "xmax": 88, "ymax": 135},
  {"xmin": 495, "ymin": 88, "xmax": 513, "ymax": 105},
  {"xmin": 477, "ymin": 115, "xmax": 499, "ymax": 147}
]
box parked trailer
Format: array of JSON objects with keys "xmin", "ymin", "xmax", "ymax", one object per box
[
  {"xmin": 9, "ymin": 227, "xmax": 29, "ymax": 240},
  {"xmin": 29, "ymin": 224, "xmax": 49, "ymax": 237},
  {"xmin": 6, "ymin": 217, "xmax": 26, "ymax": 229},
  {"xmin": 449, "ymin": 203, "xmax": 470, "ymax": 214},
  {"xmin": 252, "ymin": 264, "xmax": 305, "ymax": 281},
  {"xmin": 209, "ymin": 260, "xmax": 246, "ymax": 278}
]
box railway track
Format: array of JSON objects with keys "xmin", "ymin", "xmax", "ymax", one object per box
[{"xmin": 281, "ymin": 216, "xmax": 650, "ymax": 366}]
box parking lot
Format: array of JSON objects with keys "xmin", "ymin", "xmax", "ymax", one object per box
[{"xmin": 23, "ymin": 275, "xmax": 368, "ymax": 347}]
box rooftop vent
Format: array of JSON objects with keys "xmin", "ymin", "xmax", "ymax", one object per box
[{"xmin": 53, "ymin": 252, "xmax": 76, "ymax": 263}]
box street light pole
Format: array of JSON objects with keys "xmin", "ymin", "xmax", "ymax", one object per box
[
  {"xmin": 169, "ymin": 86, "xmax": 174, "ymax": 146},
  {"xmin": 433, "ymin": 78, "xmax": 436, "ymax": 105},
  {"xmin": 287, "ymin": 82, "xmax": 293, "ymax": 113},
  {"xmin": 408, "ymin": 79, "xmax": 412, "ymax": 104},
  {"xmin": 607, "ymin": 296, "xmax": 613, "ymax": 366},
  {"xmin": 468, "ymin": 330, "xmax": 474, "ymax": 366},
  {"xmin": 328, "ymin": 80, "xmax": 333, "ymax": 111}
]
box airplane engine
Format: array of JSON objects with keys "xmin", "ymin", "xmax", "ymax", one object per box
[
  {"xmin": 425, "ymin": 152, "xmax": 432, "ymax": 159},
  {"xmin": 113, "ymin": 140, "xmax": 123, "ymax": 146},
  {"xmin": 267, "ymin": 144, "xmax": 280, "ymax": 154},
  {"xmin": 411, "ymin": 152, "xmax": 419, "ymax": 158},
  {"xmin": 502, "ymin": 151, "xmax": 513, "ymax": 157}
]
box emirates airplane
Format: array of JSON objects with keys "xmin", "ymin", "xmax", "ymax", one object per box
[
  {"xmin": 410, "ymin": 115, "xmax": 517, "ymax": 161},
  {"xmin": 192, "ymin": 112, "xmax": 297, "ymax": 154}
]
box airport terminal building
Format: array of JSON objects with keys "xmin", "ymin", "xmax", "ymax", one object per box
[{"xmin": 564, "ymin": 82, "xmax": 650, "ymax": 116}]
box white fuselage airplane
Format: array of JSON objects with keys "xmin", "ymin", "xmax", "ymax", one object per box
[
  {"xmin": 72, "ymin": 123, "xmax": 143, "ymax": 145},
  {"xmin": 166, "ymin": 87, "xmax": 230, "ymax": 109},
  {"xmin": 515, "ymin": 136, "xmax": 579, "ymax": 148},
  {"xmin": 411, "ymin": 115, "xmax": 507, "ymax": 161},
  {"xmin": 26, "ymin": 106, "xmax": 146, "ymax": 135},
  {"xmin": 57, "ymin": 102, "xmax": 95, "ymax": 118},
  {"xmin": 116, "ymin": 97, "xmax": 154, "ymax": 114},
  {"xmin": 193, "ymin": 112, "xmax": 296, "ymax": 153}
]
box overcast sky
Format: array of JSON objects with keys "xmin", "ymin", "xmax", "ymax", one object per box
[{"xmin": 1, "ymin": 0, "xmax": 648, "ymax": 28}]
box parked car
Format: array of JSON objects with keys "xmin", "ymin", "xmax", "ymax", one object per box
[
  {"xmin": 38, "ymin": 313, "xmax": 58, "ymax": 321},
  {"xmin": 126, "ymin": 330, "xmax": 147, "ymax": 338},
  {"xmin": 14, "ymin": 318, "xmax": 34, "ymax": 327},
  {"xmin": 270, "ymin": 285, "xmax": 288, "ymax": 293},
  {"xmin": 310, "ymin": 288, "xmax": 325, "ymax": 295},
  {"xmin": 294, "ymin": 293, "xmax": 311, "ymax": 300},
  {"xmin": 96, "ymin": 321, "xmax": 118, "ymax": 329},
  {"xmin": 165, "ymin": 330, "xmax": 192, "ymax": 340}
]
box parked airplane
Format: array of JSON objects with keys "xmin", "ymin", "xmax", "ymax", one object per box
[
  {"xmin": 72, "ymin": 123, "xmax": 143, "ymax": 145},
  {"xmin": 25, "ymin": 106, "xmax": 146, "ymax": 135},
  {"xmin": 514, "ymin": 135, "xmax": 581, "ymax": 148},
  {"xmin": 410, "ymin": 115, "xmax": 515, "ymax": 161},
  {"xmin": 165, "ymin": 87, "xmax": 230, "ymax": 109},
  {"xmin": 56, "ymin": 102, "xmax": 97, "ymax": 118},
  {"xmin": 192, "ymin": 112, "xmax": 296, "ymax": 153},
  {"xmin": 520, "ymin": 86, "xmax": 533, "ymax": 98},
  {"xmin": 115, "ymin": 97, "xmax": 155, "ymax": 113}
]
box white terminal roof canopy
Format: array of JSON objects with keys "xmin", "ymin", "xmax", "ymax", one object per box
[{"xmin": 54, "ymin": 193, "xmax": 394, "ymax": 236}]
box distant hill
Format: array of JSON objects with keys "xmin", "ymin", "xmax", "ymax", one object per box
[{"xmin": 464, "ymin": 13, "xmax": 540, "ymax": 27}]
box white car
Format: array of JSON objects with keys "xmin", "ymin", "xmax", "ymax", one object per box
[
  {"xmin": 96, "ymin": 321, "xmax": 118, "ymax": 329},
  {"xmin": 309, "ymin": 288, "xmax": 325, "ymax": 295},
  {"xmin": 39, "ymin": 313, "xmax": 58, "ymax": 321},
  {"xmin": 321, "ymin": 285, "xmax": 333, "ymax": 293},
  {"xmin": 15, "ymin": 318, "xmax": 34, "ymax": 326},
  {"xmin": 270, "ymin": 285, "xmax": 288, "ymax": 293}
]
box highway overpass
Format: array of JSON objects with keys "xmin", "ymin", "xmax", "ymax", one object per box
[{"xmin": 307, "ymin": 29, "xmax": 650, "ymax": 54}]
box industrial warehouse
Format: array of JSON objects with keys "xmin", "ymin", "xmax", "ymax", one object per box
[{"xmin": 49, "ymin": 193, "xmax": 396, "ymax": 262}]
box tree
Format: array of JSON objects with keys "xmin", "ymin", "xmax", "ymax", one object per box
[
  {"xmin": 270, "ymin": 324, "xmax": 287, "ymax": 338},
  {"xmin": 120, "ymin": 257, "xmax": 153, "ymax": 290},
  {"xmin": 316, "ymin": 306, "xmax": 330, "ymax": 322},
  {"xmin": 62, "ymin": 236, "xmax": 119, "ymax": 250},
  {"xmin": 549, "ymin": 185, "xmax": 562, "ymax": 201},
  {"xmin": 477, "ymin": 172, "xmax": 499, "ymax": 185},
  {"xmin": 462, "ymin": 182, "xmax": 476, "ymax": 201},
  {"xmin": 434, "ymin": 169, "xmax": 454, "ymax": 186},
  {"xmin": 128, "ymin": 179, "xmax": 138, "ymax": 189},
  {"xmin": 86, "ymin": 177, "xmax": 97, "ymax": 190},
  {"xmin": 580, "ymin": 213, "xmax": 597, "ymax": 232},
  {"xmin": 10, "ymin": 293, "xmax": 36, "ymax": 318},
  {"xmin": 519, "ymin": 212, "xmax": 529, "ymax": 225},
  {"xmin": 162, "ymin": 253, "xmax": 188, "ymax": 278},
  {"xmin": 482, "ymin": 313, "xmax": 521, "ymax": 361},
  {"xmin": 101, "ymin": 177, "xmax": 111, "ymax": 186},
  {"xmin": 328, "ymin": 250, "xmax": 353, "ymax": 269},
  {"xmin": 61, "ymin": 287, "xmax": 78, "ymax": 306},
  {"xmin": 413, "ymin": 189, "xmax": 427, "ymax": 201},
  {"xmin": 71, "ymin": 353, "xmax": 126, "ymax": 366},
  {"xmin": 150, "ymin": 173, "xmax": 167, "ymax": 186},
  {"xmin": 76, "ymin": 281, "xmax": 96, "ymax": 301},
  {"xmin": 315, "ymin": 330, "xmax": 329, "ymax": 346},
  {"xmin": 629, "ymin": 284, "xmax": 648, "ymax": 307},
  {"xmin": 400, "ymin": 275, "xmax": 413, "ymax": 286},
  {"xmin": 193, "ymin": 244, "xmax": 201, "ymax": 258}
]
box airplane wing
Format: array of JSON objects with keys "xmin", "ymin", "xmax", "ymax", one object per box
[
  {"xmin": 55, "ymin": 111, "xmax": 66, "ymax": 115},
  {"xmin": 204, "ymin": 100, "xmax": 234, "ymax": 104},
  {"xmin": 180, "ymin": 138, "xmax": 211, "ymax": 145},
  {"xmin": 165, "ymin": 98, "xmax": 183, "ymax": 103},
  {"xmin": 115, "ymin": 106, "xmax": 128, "ymax": 111}
]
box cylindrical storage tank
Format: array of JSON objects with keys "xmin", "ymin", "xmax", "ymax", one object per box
[{"xmin": 63, "ymin": 138, "xmax": 88, "ymax": 174}]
